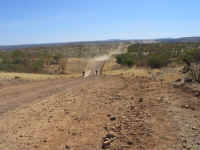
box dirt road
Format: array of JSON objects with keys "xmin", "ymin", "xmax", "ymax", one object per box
[
  {"xmin": 0, "ymin": 60, "xmax": 105, "ymax": 115},
  {"xmin": 0, "ymin": 78, "xmax": 88, "ymax": 115},
  {"xmin": 0, "ymin": 76, "xmax": 200, "ymax": 150},
  {"xmin": 84, "ymin": 58, "xmax": 105, "ymax": 77},
  {"xmin": 0, "ymin": 73, "xmax": 200, "ymax": 149}
]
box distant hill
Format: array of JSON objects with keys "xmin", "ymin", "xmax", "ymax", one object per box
[
  {"xmin": 156, "ymin": 37, "xmax": 200, "ymax": 43},
  {"xmin": 0, "ymin": 41, "xmax": 131, "ymax": 58},
  {"xmin": 0, "ymin": 36, "xmax": 200, "ymax": 52},
  {"xmin": 0, "ymin": 40, "xmax": 132, "ymax": 51}
]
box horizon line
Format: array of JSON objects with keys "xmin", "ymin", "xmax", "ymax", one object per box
[{"xmin": 1, "ymin": 36, "xmax": 200, "ymax": 47}]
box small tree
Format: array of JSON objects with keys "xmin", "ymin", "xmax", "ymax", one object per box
[
  {"xmin": 11, "ymin": 50, "xmax": 26, "ymax": 64},
  {"xmin": 147, "ymin": 54, "xmax": 169, "ymax": 68},
  {"xmin": 116, "ymin": 53, "xmax": 135, "ymax": 67},
  {"xmin": 32, "ymin": 59, "xmax": 44, "ymax": 72},
  {"xmin": 182, "ymin": 49, "xmax": 200, "ymax": 63}
]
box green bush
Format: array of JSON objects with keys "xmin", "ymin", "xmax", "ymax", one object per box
[
  {"xmin": 116, "ymin": 51, "xmax": 170, "ymax": 69},
  {"xmin": 31, "ymin": 59, "xmax": 44, "ymax": 72},
  {"xmin": 147, "ymin": 54, "xmax": 169, "ymax": 68},
  {"xmin": 182, "ymin": 49, "xmax": 200, "ymax": 63},
  {"xmin": 116, "ymin": 53, "xmax": 135, "ymax": 67}
]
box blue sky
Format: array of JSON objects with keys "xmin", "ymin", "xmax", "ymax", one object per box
[{"xmin": 0, "ymin": 0, "xmax": 199, "ymax": 45}]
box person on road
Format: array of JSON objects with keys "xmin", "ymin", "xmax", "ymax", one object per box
[
  {"xmin": 82, "ymin": 71, "xmax": 85, "ymax": 78},
  {"xmin": 96, "ymin": 70, "xmax": 98, "ymax": 76}
]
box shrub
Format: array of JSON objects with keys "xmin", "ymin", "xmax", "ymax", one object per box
[
  {"xmin": 11, "ymin": 50, "xmax": 26, "ymax": 64},
  {"xmin": 182, "ymin": 49, "xmax": 200, "ymax": 63},
  {"xmin": 116, "ymin": 53, "xmax": 135, "ymax": 67},
  {"xmin": 31, "ymin": 59, "xmax": 44, "ymax": 72},
  {"xmin": 147, "ymin": 54, "xmax": 170, "ymax": 68}
]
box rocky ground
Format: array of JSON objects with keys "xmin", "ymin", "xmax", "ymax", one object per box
[{"xmin": 0, "ymin": 74, "xmax": 200, "ymax": 150}]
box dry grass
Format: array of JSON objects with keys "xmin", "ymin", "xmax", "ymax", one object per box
[
  {"xmin": 103, "ymin": 58, "xmax": 184, "ymax": 83},
  {"xmin": 102, "ymin": 58, "xmax": 121, "ymax": 72},
  {"xmin": 104, "ymin": 67, "xmax": 151, "ymax": 77},
  {"xmin": 103, "ymin": 58, "xmax": 154, "ymax": 78}
]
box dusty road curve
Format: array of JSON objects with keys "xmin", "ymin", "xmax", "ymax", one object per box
[
  {"xmin": 0, "ymin": 60, "xmax": 106, "ymax": 115},
  {"xmin": 0, "ymin": 78, "xmax": 88, "ymax": 115},
  {"xmin": 85, "ymin": 61, "xmax": 105, "ymax": 77}
]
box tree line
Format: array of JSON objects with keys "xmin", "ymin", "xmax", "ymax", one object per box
[
  {"xmin": 0, "ymin": 50, "xmax": 64, "ymax": 73},
  {"xmin": 116, "ymin": 42, "xmax": 200, "ymax": 68}
]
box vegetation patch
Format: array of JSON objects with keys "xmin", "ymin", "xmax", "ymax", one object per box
[
  {"xmin": 116, "ymin": 43, "xmax": 200, "ymax": 69},
  {"xmin": 0, "ymin": 50, "xmax": 64, "ymax": 73}
]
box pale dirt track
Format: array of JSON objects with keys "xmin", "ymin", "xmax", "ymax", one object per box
[
  {"xmin": 0, "ymin": 78, "xmax": 88, "ymax": 115},
  {"xmin": 0, "ymin": 60, "xmax": 104, "ymax": 115},
  {"xmin": 85, "ymin": 59, "xmax": 105, "ymax": 77}
]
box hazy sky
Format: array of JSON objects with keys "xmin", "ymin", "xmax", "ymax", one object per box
[{"xmin": 0, "ymin": 0, "xmax": 199, "ymax": 45}]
